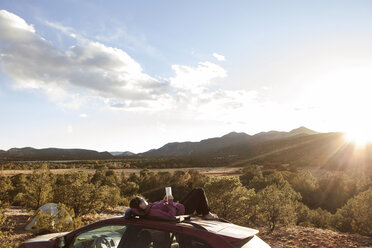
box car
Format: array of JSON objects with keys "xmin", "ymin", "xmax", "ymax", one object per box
[{"xmin": 19, "ymin": 215, "xmax": 271, "ymax": 248}]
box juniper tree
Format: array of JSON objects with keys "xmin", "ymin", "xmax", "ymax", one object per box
[{"xmin": 205, "ymin": 177, "xmax": 256, "ymax": 225}]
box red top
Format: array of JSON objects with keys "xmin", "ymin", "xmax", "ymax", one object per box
[{"xmin": 132, "ymin": 199, "xmax": 185, "ymax": 219}]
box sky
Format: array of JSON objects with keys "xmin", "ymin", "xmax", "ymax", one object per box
[{"xmin": 1, "ymin": 0, "xmax": 372, "ymax": 153}]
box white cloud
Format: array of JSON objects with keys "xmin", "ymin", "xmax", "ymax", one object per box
[
  {"xmin": 167, "ymin": 60, "xmax": 262, "ymax": 123},
  {"xmin": 44, "ymin": 21, "xmax": 76, "ymax": 38},
  {"xmin": 0, "ymin": 10, "xmax": 265, "ymax": 125},
  {"xmin": 0, "ymin": 10, "xmax": 35, "ymax": 36},
  {"xmin": 213, "ymin": 52, "xmax": 225, "ymax": 61},
  {"xmin": 0, "ymin": 10, "xmax": 167, "ymax": 109},
  {"xmin": 80, "ymin": 113, "xmax": 88, "ymax": 118},
  {"xmin": 170, "ymin": 61, "xmax": 227, "ymax": 92}
]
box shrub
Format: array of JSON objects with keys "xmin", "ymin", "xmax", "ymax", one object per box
[
  {"xmin": 0, "ymin": 177, "xmax": 13, "ymax": 206},
  {"xmin": 334, "ymin": 187, "xmax": 372, "ymax": 236},
  {"xmin": 256, "ymin": 183, "xmax": 301, "ymax": 231},
  {"xmin": 240, "ymin": 164, "xmax": 266, "ymax": 191},
  {"xmin": 120, "ymin": 181, "xmax": 139, "ymax": 198},
  {"xmin": 205, "ymin": 177, "xmax": 256, "ymax": 225},
  {"xmin": 54, "ymin": 172, "xmax": 100, "ymax": 216},
  {"xmin": 0, "ymin": 203, "xmax": 14, "ymax": 248},
  {"xmin": 22, "ymin": 165, "xmax": 54, "ymax": 209}
]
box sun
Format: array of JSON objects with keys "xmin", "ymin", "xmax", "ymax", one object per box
[{"xmin": 345, "ymin": 129, "xmax": 372, "ymax": 147}]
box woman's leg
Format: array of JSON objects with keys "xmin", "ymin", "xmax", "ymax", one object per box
[{"xmin": 180, "ymin": 188, "xmax": 210, "ymax": 215}]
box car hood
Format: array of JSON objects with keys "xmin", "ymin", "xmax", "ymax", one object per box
[{"xmin": 24, "ymin": 232, "xmax": 69, "ymax": 242}]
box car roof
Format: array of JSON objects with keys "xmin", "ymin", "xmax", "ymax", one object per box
[
  {"xmin": 106, "ymin": 215, "xmax": 259, "ymax": 240},
  {"xmin": 179, "ymin": 217, "xmax": 259, "ymax": 239}
]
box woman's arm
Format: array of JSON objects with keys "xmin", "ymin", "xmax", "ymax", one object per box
[{"xmin": 161, "ymin": 195, "xmax": 185, "ymax": 216}]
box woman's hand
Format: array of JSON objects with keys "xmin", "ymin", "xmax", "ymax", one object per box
[{"xmin": 163, "ymin": 195, "xmax": 174, "ymax": 202}]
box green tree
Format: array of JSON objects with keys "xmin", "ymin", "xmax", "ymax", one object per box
[
  {"xmin": 98, "ymin": 185, "xmax": 121, "ymax": 209},
  {"xmin": 265, "ymin": 172, "xmax": 288, "ymax": 189},
  {"xmin": 310, "ymin": 208, "xmax": 332, "ymax": 229},
  {"xmin": 23, "ymin": 165, "xmax": 54, "ymax": 209},
  {"xmin": 0, "ymin": 176, "xmax": 13, "ymax": 206},
  {"xmin": 240, "ymin": 164, "xmax": 266, "ymax": 191},
  {"xmin": 295, "ymin": 202, "xmax": 312, "ymax": 227},
  {"xmin": 283, "ymin": 171, "xmax": 318, "ymax": 208},
  {"xmin": 187, "ymin": 170, "xmax": 210, "ymax": 189},
  {"xmin": 334, "ymin": 187, "xmax": 372, "ymax": 236},
  {"xmin": 10, "ymin": 174, "xmax": 28, "ymax": 206},
  {"xmin": 54, "ymin": 172, "xmax": 100, "ymax": 216},
  {"xmin": 205, "ymin": 177, "xmax": 256, "ymax": 225},
  {"xmin": 317, "ymin": 173, "xmax": 356, "ymax": 212},
  {"xmin": 127, "ymin": 173, "xmax": 140, "ymax": 185},
  {"xmin": 120, "ymin": 181, "xmax": 139, "ymax": 198},
  {"xmin": 256, "ymin": 183, "xmax": 301, "ymax": 231},
  {"xmin": 92, "ymin": 167, "xmax": 119, "ymax": 187}
]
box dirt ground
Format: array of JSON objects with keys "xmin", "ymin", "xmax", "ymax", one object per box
[
  {"xmin": 260, "ymin": 226, "xmax": 372, "ymax": 248},
  {"xmin": 3, "ymin": 206, "xmax": 34, "ymax": 245},
  {"xmin": 4, "ymin": 206, "xmax": 372, "ymax": 247}
]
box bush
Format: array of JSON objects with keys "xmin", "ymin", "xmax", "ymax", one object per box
[
  {"xmin": 283, "ymin": 171, "xmax": 318, "ymax": 208},
  {"xmin": 296, "ymin": 203, "xmax": 332, "ymax": 229},
  {"xmin": 256, "ymin": 183, "xmax": 301, "ymax": 231},
  {"xmin": 0, "ymin": 204, "xmax": 14, "ymax": 248},
  {"xmin": 334, "ymin": 187, "xmax": 372, "ymax": 236},
  {"xmin": 54, "ymin": 172, "xmax": 100, "ymax": 216},
  {"xmin": 22, "ymin": 165, "xmax": 54, "ymax": 209},
  {"xmin": 205, "ymin": 177, "xmax": 256, "ymax": 225},
  {"xmin": 295, "ymin": 202, "xmax": 313, "ymax": 227},
  {"xmin": 97, "ymin": 186, "xmax": 121, "ymax": 209},
  {"xmin": 120, "ymin": 181, "xmax": 139, "ymax": 198},
  {"xmin": 240, "ymin": 164, "xmax": 266, "ymax": 191},
  {"xmin": 0, "ymin": 177, "xmax": 13, "ymax": 206}
]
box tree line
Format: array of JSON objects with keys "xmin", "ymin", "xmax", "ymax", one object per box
[{"xmin": 0, "ymin": 156, "xmax": 243, "ymax": 170}]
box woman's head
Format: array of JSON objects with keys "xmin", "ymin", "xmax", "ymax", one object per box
[{"xmin": 130, "ymin": 196, "xmax": 148, "ymax": 211}]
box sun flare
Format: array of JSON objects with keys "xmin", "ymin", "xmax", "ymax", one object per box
[{"xmin": 345, "ymin": 129, "xmax": 372, "ymax": 147}]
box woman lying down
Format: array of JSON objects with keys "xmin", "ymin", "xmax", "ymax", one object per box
[{"xmin": 126, "ymin": 188, "xmax": 218, "ymax": 220}]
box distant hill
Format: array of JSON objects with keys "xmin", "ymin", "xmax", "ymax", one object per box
[
  {"xmin": 110, "ymin": 151, "xmax": 135, "ymax": 157},
  {"xmin": 140, "ymin": 126, "xmax": 319, "ymax": 157},
  {"xmin": 0, "ymin": 147, "xmax": 114, "ymax": 161},
  {"xmin": 253, "ymin": 126, "xmax": 318, "ymax": 141}
]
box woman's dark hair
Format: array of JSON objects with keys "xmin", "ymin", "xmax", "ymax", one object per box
[{"xmin": 129, "ymin": 197, "xmax": 143, "ymax": 209}]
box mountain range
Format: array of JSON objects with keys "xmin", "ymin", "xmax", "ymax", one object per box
[
  {"xmin": 3, "ymin": 126, "xmax": 368, "ymax": 170},
  {"xmin": 0, "ymin": 126, "xmax": 318, "ymax": 161},
  {"xmin": 139, "ymin": 126, "xmax": 318, "ymax": 157}
]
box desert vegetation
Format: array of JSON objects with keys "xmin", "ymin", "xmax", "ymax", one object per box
[
  {"xmin": 1, "ymin": 163, "xmax": 372, "ymax": 247},
  {"xmin": 0, "ymin": 202, "xmax": 14, "ymax": 248}
]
